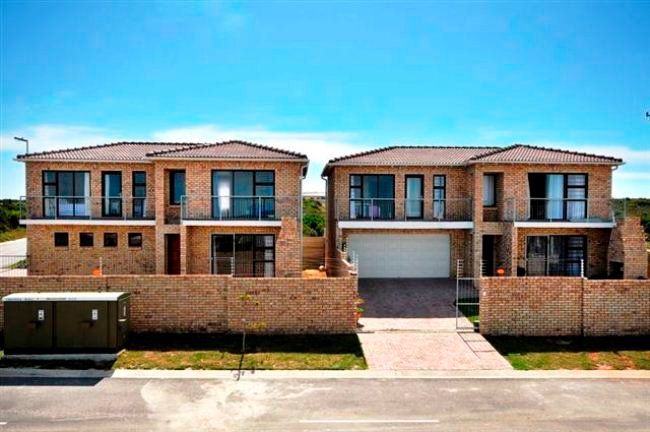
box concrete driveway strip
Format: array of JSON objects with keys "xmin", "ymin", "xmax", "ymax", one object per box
[{"xmin": 0, "ymin": 376, "xmax": 648, "ymax": 431}]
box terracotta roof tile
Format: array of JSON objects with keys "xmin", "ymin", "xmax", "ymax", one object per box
[
  {"xmin": 146, "ymin": 140, "xmax": 307, "ymax": 160},
  {"xmin": 468, "ymin": 144, "xmax": 623, "ymax": 164},
  {"xmin": 17, "ymin": 141, "xmax": 307, "ymax": 162}
]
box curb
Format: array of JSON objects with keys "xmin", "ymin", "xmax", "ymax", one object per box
[{"xmin": 1, "ymin": 368, "xmax": 649, "ymax": 380}]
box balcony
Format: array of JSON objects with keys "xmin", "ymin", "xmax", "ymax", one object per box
[
  {"xmin": 19, "ymin": 196, "xmax": 154, "ymax": 225},
  {"xmin": 504, "ymin": 198, "xmax": 623, "ymax": 227},
  {"xmin": 180, "ymin": 195, "xmax": 300, "ymax": 226},
  {"xmin": 336, "ymin": 198, "xmax": 473, "ymax": 229}
]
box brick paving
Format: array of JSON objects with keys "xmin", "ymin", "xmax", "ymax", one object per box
[{"xmin": 357, "ymin": 278, "xmax": 511, "ymax": 370}]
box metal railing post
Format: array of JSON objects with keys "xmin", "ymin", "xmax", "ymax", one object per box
[
  {"xmin": 258, "ymin": 196, "xmax": 262, "ymax": 220},
  {"xmin": 370, "ymin": 198, "xmax": 374, "ymax": 221}
]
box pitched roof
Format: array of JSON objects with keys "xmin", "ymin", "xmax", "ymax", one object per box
[
  {"xmin": 468, "ymin": 144, "xmax": 623, "ymax": 165},
  {"xmin": 15, "ymin": 142, "xmax": 193, "ymax": 162},
  {"xmin": 322, "ymin": 146, "xmax": 499, "ymax": 175},
  {"xmin": 16, "ymin": 141, "xmax": 308, "ymax": 163},
  {"xmin": 146, "ymin": 140, "xmax": 308, "ymax": 161},
  {"xmin": 322, "ymin": 144, "xmax": 623, "ymax": 176}
]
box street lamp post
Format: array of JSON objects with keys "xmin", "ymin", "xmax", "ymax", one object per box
[{"xmin": 13, "ymin": 136, "xmax": 29, "ymax": 154}]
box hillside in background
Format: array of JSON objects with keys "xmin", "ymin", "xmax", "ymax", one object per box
[
  {"xmin": 303, "ymin": 197, "xmax": 325, "ymax": 237},
  {"xmin": 0, "ymin": 199, "xmax": 25, "ymax": 242}
]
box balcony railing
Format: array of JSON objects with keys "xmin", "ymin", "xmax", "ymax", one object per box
[
  {"xmin": 181, "ymin": 195, "xmax": 301, "ymax": 221},
  {"xmin": 504, "ymin": 198, "xmax": 622, "ymax": 223},
  {"xmin": 20, "ymin": 196, "xmax": 153, "ymax": 220},
  {"xmin": 516, "ymin": 258, "xmax": 585, "ymax": 277},
  {"xmin": 336, "ymin": 198, "xmax": 472, "ymax": 221}
]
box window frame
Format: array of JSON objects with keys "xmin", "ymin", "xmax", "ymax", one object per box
[
  {"xmin": 404, "ymin": 174, "xmax": 424, "ymax": 220},
  {"xmin": 128, "ymin": 232, "xmax": 143, "ymax": 248},
  {"xmin": 42, "ymin": 170, "xmax": 91, "ymax": 218},
  {"xmin": 54, "ymin": 232, "xmax": 69, "ymax": 248},
  {"xmin": 79, "ymin": 232, "xmax": 94, "ymax": 248},
  {"xmin": 169, "ymin": 170, "xmax": 186, "ymax": 205},
  {"xmin": 525, "ymin": 235, "xmax": 587, "ymax": 276},
  {"xmin": 348, "ymin": 174, "xmax": 395, "ymax": 220},
  {"xmin": 132, "ymin": 171, "xmax": 147, "ymax": 218},
  {"xmin": 103, "ymin": 232, "xmax": 118, "ymax": 248},
  {"xmin": 432, "ymin": 175, "xmax": 446, "ymax": 220},
  {"xmin": 101, "ymin": 171, "xmax": 123, "ymax": 217},
  {"xmin": 211, "ymin": 233, "xmax": 275, "ymax": 277},
  {"xmin": 483, "ymin": 174, "xmax": 497, "ymax": 207}
]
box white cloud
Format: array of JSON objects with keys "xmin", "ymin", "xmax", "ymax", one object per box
[{"xmin": 0, "ymin": 124, "xmax": 123, "ymax": 154}]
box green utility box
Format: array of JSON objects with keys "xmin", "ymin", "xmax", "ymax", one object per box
[{"xmin": 2, "ymin": 292, "xmax": 130, "ymax": 354}]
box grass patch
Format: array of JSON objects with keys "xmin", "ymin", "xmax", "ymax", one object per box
[
  {"xmin": 488, "ymin": 336, "xmax": 650, "ymax": 370},
  {"xmin": 0, "ymin": 333, "xmax": 367, "ymax": 370},
  {"xmin": 457, "ymin": 303, "xmax": 479, "ymax": 324},
  {"xmin": 0, "ymin": 228, "xmax": 25, "ymax": 243}
]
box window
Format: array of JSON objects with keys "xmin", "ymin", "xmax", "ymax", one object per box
[
  {"xmin": 104, "ymin": 232, "xmax": 118, "ymax": 247},
  {"xmin": 405, "ymin": 175, "xmax": 424, "ymax": 219},
  {"xmin": 211, "ymin": 170, "xmax": 275, "ymax": 219},
  {"xmin": 525, "ymin": 235, "xmax": 586, "ymax": 276},
  {"xmin": 528, "ymin": 173, "xmax": 588, "ymax": 220},
  {"xmin": 211, "ymin": 234, "xmax": 275, "ymax": 277},
  {"xmin": 132, "ymin": 171, "xmax": 147, "ymax": 218},
  {"xmin": 79, "ymin": 232, "xmax": 94, "ymax": 247},
  {"xmin": 128, "ymin": 233, "xmax": 142, "ymax": 248},
  {"xmin": 349, "ymin": 174, "xmax": 395, "ymax": 220},
  {"xmin": 42, "ymin": 171, "xmax": 90, "ymax": 218},
  {"xmin": 483, "ymin": 174, "xmax": 496, "ymax": 207},
  {"xmin": 169, "ymin": 170, "xmax": 186, "ymax": 205},
  {"xmin": 54, "ymin": 232, "xmax": 69, "ymax": 247},
  {"xmin": 102, "ymin": 172, "xmax": 122, "ymax": 217},
  {"xmin": 433, "ymin": 175, "xmax": 446, "ymax": 220}
]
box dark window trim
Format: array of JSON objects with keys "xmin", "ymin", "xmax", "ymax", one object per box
[
  {"xmin": 433, "ymin": 174, "xmax": 446, "ymax": 219},
  {"xmin": 483, "ymin": 173, "xmax": 497, "ymax": 208},
  {"xmin": 348, "ymin": 174, "xmax": 396, "ymax": 220},
  {"xmin": 79, "ymin": 232, "xmax": 94, "ymax": 248},
  {"xmin": 42, "ymin": 170, "xmax": 91, "ymax": 218},
  {"xmin": 132, "ymin": 171, "xmax": 147, "ymax": 218},
  {"xmin": 128, "ymin": 232, "xmax": 143, "ymax": 248},
  {"xmin": 210, "ymin": 169, "xmax": 276, "ymax": 197},
  {"xmin": 211, "ymin": 233, "xmax": 276, "ymax": 277},
  {"xmin": 169, "ymin": 170, "xmax": 186, "ymax": 205},
  {"xmin": 404, "ymin": 174, "xmax": 424, "ymax": 220},
  {"xmin": 103, "ymin": 232, "xmax": 118, "ymax": 248},
  {"xmin": 529, "ymin": 173, "xmax": 589, "ymax": 220},
  {"xmin": 525, "ymin": 235, "xmax": 587, "ymax": 276},
  {"xmin": 54, "ymin": 232, "xmax": 69, "ymax": 248},
  {"xmin": 101, "ymin": 171, "xmax": 123, "ymax": 217}
]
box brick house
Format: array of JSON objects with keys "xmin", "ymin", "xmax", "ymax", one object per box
[
  {"xmin": 322, "ymin": 144, "xmax": 647, "ymax": 279},
  {"xmin": 17, "ymin": 141, "xmax": 308, "ymax": 278}
]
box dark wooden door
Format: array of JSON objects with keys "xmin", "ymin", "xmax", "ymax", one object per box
[{"xmin": 166, "ymin": 234, "xmax": 181, "ymax": 275}]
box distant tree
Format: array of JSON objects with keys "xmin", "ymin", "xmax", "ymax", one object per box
[{"xmin": 302, "ymin": 197, "xmax": 325, "ymax": 237}]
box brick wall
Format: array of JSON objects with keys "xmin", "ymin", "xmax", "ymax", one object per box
[
  {"xmin": 607, "ymin": 217, "xmax": 648, "ymax": 279},
  {"xmin": 27, "ymin": 225, "xmax": 156, "ymax": 275},
  {"xmin": 480, "ymin": 277, "xmax": 650, "ymax": 336},
  {"xmin": 0, "ymin": 275, "xmax": 358, "ymax": 334}
]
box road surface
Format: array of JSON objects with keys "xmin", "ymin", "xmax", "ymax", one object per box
[
  {"xmin": 0, "ymin": 238, "xmax": 27, "ymax": 267},
  {"xmin": 0, "ymin": 376, "xmax": 648, "ymax": 431}
]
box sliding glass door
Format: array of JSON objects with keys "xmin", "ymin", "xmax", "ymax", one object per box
[
  {"xmin": 528, "ymin": 174, "xmax": 587, "ymax": 220},
  {"xmin": 42, "ymin": 171, "xmax": 90, "ymax": 218},
  {"xmin": 211, "ymin": 234, "xmax": 275, "ymax": 277},
  {"xmin": 405, "ymin": 175, "xmax": 423, "ymax": 219},
  {"xmin": 212, "ymin": 171, "xmax": 275, "ymax": 220},
  {"xmin": 526, "ymin": 235, "xmax": 586, "ymax": 276}
]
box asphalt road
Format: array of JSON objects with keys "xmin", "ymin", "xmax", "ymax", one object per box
[
  {"xmin": 0, "ymin": 238, "xmax": 27, "ymax": 269},
  {"xmin": 0, "ymin": 377, "xmax": 648, "ymax": 431}
]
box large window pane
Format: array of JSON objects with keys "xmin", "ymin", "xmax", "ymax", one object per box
[
  {"xmin": 483, "ymin": 174, "xmax": 496, "ymax": 206},
  {"xmin": 377, "ymin": 175, "xmax": 394, "ymax": 198},
  {"xmin": 103, "ymin": 172, "xmax": 122, "ymax": 217},
  {"xmin": 170, "ymin": 171, "xmax": 185, "ymax": 205}
]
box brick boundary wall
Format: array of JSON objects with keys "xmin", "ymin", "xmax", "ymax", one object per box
[
  {"xmin": 480, "ymin": 277, "xmax": 650, "ymax": 336},
  {"xmin": 0, "ymin": 275, "xmax": 358, "ymax": 334}
]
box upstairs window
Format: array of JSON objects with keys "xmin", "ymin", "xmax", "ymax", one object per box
[
  {"xmin": 169, "ymin": 170, "xmax": 186, "ymax": 205},
  {"xmin": 42, "ymin": 171, "xmax": 90, "ymax": 218},
  {"xmin": 483, "ymin": 174, "xmax": 496, "ymax": 207},
  {"xmin": 349, "ymin": 174, "xmax": 395, "ymax": 220}
]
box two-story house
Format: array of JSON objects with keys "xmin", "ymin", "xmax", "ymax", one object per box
[
  {"xmin": 322, "ymin": 144, "xmax": 625, "ymax": 279},
  {"xmin": 17, "ymin": 141, "xmax": 307, "ymax": 277}
]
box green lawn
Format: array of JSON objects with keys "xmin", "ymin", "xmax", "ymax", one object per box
[
  {"xmin": 488, "ymin": 336, "xmax": 650, "ymax": 370},
  {"xmin": 1, "ymin": 333, "xmax": 367, "ymax": 370},
  {"xmin": 457, "ymin": 304, "xmax": 479, "ymax": 324},
  {"xmin": 0, "ymin": 228, "xmax": 26, "ymax": 243}
]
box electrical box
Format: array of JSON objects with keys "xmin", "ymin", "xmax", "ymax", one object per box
[{"xmin": 2, "ymin": 292, "xmax": 130, "ymax": 354}]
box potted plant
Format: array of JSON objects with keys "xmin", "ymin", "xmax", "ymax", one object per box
[{"xmin": 354, "ymin": 298, "xmax": 365, "ymax": 326}]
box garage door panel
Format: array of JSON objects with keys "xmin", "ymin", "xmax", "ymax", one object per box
[{"xmin": 348, "ymin": 234, "xmax": 450, "ymax": 278}]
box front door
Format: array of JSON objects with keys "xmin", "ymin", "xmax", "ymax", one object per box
[{"xmin": 165, "ymin": 234, "xmax": 181, "ymax": 275}]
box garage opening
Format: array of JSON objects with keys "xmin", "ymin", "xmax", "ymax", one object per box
[{"xmin": 347, "ymin": 234, "xmax": 450, "ymax": 278}]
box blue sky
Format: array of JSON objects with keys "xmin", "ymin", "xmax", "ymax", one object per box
[{"xmin": 1, "ymin": 0, "xmax": 649, "ymax": 197}]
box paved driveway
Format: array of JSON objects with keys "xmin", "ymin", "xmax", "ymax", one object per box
[{"xmin": 357, "ymin": 278, "xmax": 511, "ymax": 370}]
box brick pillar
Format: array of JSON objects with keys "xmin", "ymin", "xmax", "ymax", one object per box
[
  {"xmin": 180, "ymin": 224, "xmax": 188, "ymax": 275},
  {"xmin": 276, "ymin": 216, "xmax": 302, "ymax": 277},
  {"xmin": 608, "ymin": 217, "xmax": 648, "ymax": 279},
  {"xmin": 470, "ymin": 166, "xmax": 484, "ymax": 277},
  {"xmin": 154, "ymin": 163, "xmax": 166, "ymax": 274}
]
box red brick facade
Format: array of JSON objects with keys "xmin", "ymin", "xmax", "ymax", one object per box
[{"xmin": 0, "ymin": 275, "xmax": 358, "ymax": 334}]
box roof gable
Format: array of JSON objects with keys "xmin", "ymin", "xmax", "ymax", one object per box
[
  {"xmin": 146, "ymin": 140, "xmax": 307, "ymax": 160},
  {"xmin": 468, "ymin": 144, "xmax": 623, "ymax": 165}
]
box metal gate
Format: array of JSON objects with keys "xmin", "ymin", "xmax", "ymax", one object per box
[{"xmin": 455, "ymin": 259, "xmax": 479, "ymax": 331}]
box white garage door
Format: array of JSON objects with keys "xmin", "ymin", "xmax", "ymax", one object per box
[{"xmin": 347, "ymin": 234, "xmax": 450, "ymax": 278}]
